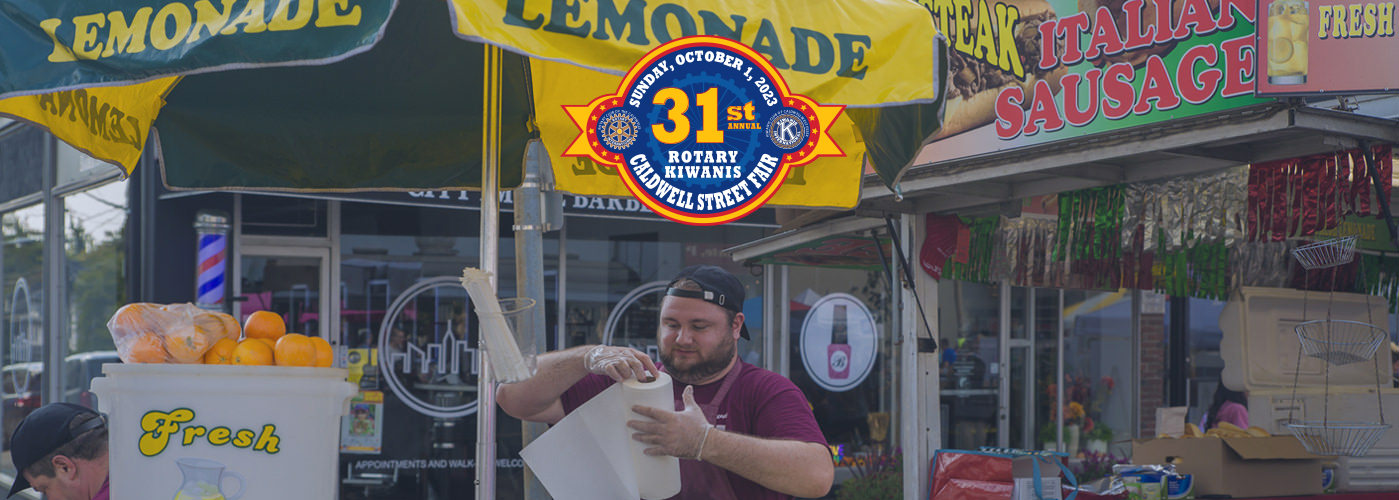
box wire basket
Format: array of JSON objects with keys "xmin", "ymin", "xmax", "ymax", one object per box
[
  {"xmin": 1294, "ymin": 320, "xmax": 1388, "ymax": 365},
  {"xmin": 1285, "ymin": 421, "xmax": 1391, "ymax": 456},
  {"xmin": 1292, "ymin": 236, "xmax": 1358, "ymax": 270}
]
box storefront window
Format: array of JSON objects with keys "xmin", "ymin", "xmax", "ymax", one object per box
[
  {"xmin": 333, "ymin": 201, "xmax": 769, "ymax": 499},
  {"xmin": 2, "ymin": 203, "xmax": 44, "ymax": 475},
  {"xmin": 563, "ymin": 218, "xmax": 765, "ymax": 364},
  {"xmin": 338, "ymin": 202, "xmax": 514, "ymax": 500},
  {"xmin": 1186, "ymin": 298, "xmax": 1227, "ymax": 428},
  {"xmin": 55, "ymin": 141, "xmax": 116, "ymax": 188},
  {"xmin": 788, "ymin": 265, "xmax": 899, "ymax": 486},
  {"xmin": 242, "ymin": 195, "xmax": 328, "ymax": 237},
  {"xmin": 240, "ymin": 255, "xmax": 325, "ymax": 337},
  {"xmin": 0, "ymin": 127, "xmax": 44, "ymax": 206},
  {"xmin": 62, "ymin": 182, "xmax": 127, "ymax": 410},
  {"xmin": 1062, "ymin": 290, "xmax": 1133, "ymax": 458},
  {"xmin": 1032, "ymin": 288, "xmax": 1060, "ymax": 451},
  {"xmin": 938, "ymin": 280, "xmax": 1000, "ymax": 450}
]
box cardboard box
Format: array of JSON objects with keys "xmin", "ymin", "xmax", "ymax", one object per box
[
  {"xmin": 1011, "ymin": 456, "xmax": 1062, "ymax": 500},
  {"xmin": 1132, "ymin": 436, "xmax": 1321, "ymax": 497}
]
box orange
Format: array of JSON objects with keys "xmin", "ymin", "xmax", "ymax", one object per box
[
  {"xmin": 254, "ymin": 338, "xmax": 276, "ymax": 350},
  {"xmin": 110, "ymin": 303, "xmax": 168, "ymax": 337},
  {"xmin": 187, "ymin": 309, "xmax": 241, "ymax": 342},
  {"xmin": 123, "ymin": 332, "xmax": 168, "ymax": 363},
  {"xmin": 190, "ymin": 311, "xmax": 225, "ymax": 338},
  {"xmin": 231, "ymin": 339, "xmax": 274, "ymax": 366},
  {"xmin": 274, "ymin": 334, "xmax": 317, "ymax": 367},
  {"xmin": 213, "ymin": 312, "xmax": 241, "ymax": 341},
  {"xmin": 243, "ymin": 310, "xmax": 286, "ymax": 340},
  {"xmin": 204, "ymin": 338, "xmax": 237, "ymax": 364},
  {"xmin": 164, "ymin": 325, "xmax": 212, "ymax": 364},
  {"xmin": 310, "ymin": 336, "xmax": 333, "ymax": 367}
]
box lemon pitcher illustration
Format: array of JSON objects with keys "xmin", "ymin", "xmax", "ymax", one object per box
[
  {"xmin": 1267, "ymin": 0, "xmax": 1309, "ymax": 84},
  {"xmin": 172, "ymin": 458, "xmax": 245, "ymax": 500}
]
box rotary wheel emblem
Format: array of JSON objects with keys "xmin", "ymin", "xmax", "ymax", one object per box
[{"xmin": 598, "ymin": 110, "xmax": 640, "ymax": 151}]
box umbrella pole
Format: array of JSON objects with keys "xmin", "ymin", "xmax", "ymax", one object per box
[{"xmin": 476, "ymin": 44, "xmax": 503, "ymax": 499}]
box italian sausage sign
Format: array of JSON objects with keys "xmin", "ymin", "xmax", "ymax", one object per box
[{"xmin": 564, "ymin": 36, "xmax": 845, "ymax": 226}]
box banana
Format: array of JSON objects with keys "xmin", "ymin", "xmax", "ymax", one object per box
[
  {"xmin": 1247, "ymin": 426, "xmax": 1271, "ymax": 438},
  {"xmin": 1185, "ymin": 423, "xmax": 1203, "ymax": 438}
]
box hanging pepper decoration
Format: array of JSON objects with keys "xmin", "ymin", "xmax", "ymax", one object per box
[
  {"xmin": 1152, "ymin": 236, "xmax": 1230, "ymax": 300},
  {"xmin": 1247, "ymin": 145, "xmax": 1394, "ymax": 242},
  {"xmin": 1054, "ymin": 186, "xmax": 1123, "ymax": 264},
  {"xmin": 946, "ymin": 216, "xmax": 1000, "ymax": 284}
]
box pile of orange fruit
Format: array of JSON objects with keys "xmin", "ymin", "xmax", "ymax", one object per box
[
  {"xmin": 110, "ymin": 303, "xmax": 332, "ymax": 368},
  {"xmin": 205, "ymin": 310, "xmax": 333, "ymax": 368}
]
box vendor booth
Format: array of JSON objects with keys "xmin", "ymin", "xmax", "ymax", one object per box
[
  {"xmin": 0, "ymin": 0, "xmax": 948, "ymax": 498},
  {"xmin": 725, "ymin": 0, "xmax": 1399, "ymax": 495}
]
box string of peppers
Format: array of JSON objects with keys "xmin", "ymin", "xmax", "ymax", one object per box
[
  {"xmin": 945, "ymin": 216, "xmax": 999, "ymax": 284},
  {"xmin": 1151, "ymin": 231, "xmax": 1230, "ymax": 300}
]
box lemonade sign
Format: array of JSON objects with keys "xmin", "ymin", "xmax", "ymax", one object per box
[{"xmin": 1255, "ymin": 0, "xmax": 1399, "ymax": 94}]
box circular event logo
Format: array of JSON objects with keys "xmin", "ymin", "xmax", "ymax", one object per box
[
  {"xmin": 565, "ymin": 36, "xmax": 844, "ymax": 226},
  {"xmin": 799, "ymin": 293, "xmax": 877, "ymax": 392}
]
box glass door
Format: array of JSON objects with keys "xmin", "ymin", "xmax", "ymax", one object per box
[
  {"xmin": 238, "ymin": 244, "xmax": 331, "ymax": 340},
  {"xmin": 939, "ymin": 281, "xmax": 1000, "ymax": 450},
  {"xmin": 938, "ymin": 282, "xmax": 1049, "ymax": 451},
  {"xmin": 1004, "ymin": 285, "xmax": 1036, "ymax": 449}
]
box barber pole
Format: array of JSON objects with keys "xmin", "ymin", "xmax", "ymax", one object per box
[{"xmin": 194, "ymin": 210, "xmax": 231, "ymax": 312}]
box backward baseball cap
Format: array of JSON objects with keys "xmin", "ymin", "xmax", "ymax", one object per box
[
  {"xmin": 665, "ymin": 265, "xmax": 751, "ymax": 339},
  {"xmin": 8, "ymin": 403, "xmax": 106, "ymax": 497}
]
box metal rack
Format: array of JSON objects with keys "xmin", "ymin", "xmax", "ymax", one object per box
[{"xmin": 1285, "ymin": 236, "xmax": 1391, "ymax": 457}]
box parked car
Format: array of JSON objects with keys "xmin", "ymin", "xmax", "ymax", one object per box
[
  {"xmin": 65, "ymin": 350, "xmax": 121, "ymax": 409},
  {"xmin": 2, "ymin": 362, "xmax": 43, "ymax": 448}
]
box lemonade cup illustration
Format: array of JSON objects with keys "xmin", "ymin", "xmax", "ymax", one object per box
[
  {"xmin": 173, "ymin": 458, "xmax": 245, "ymax": 500},
  {"xmin": 1268, "ymin": 0, "xmax": 1309, "ymax": 84}
]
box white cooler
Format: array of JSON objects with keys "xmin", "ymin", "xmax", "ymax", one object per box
[{"xmin": 91, "ymin": 364, "xmax": 354, "ymax": 500}]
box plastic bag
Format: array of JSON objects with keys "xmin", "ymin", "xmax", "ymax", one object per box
[
  {"xmin": 163, "ymin": 304, "xmax": 240, "ymax": 342},
  {"xmin": 930, "ymin": 448, "xmax": 1078, "ymax": 500},
  {"xmin": 107, "ymin": 303, "xmax": 235, "ymax": 364}
]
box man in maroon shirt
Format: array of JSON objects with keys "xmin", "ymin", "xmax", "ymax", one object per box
[
  {"xmin": 7, "ymin": 403, "xmax": 110, "ymax": 500},
  {"xmin": 499, "ymin": 265, "xmax": 833, "ymax": 499}
]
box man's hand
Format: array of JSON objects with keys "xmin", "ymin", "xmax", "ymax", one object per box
[
  {"xmin": 629, "ymin": 385, "xmax": 710, "ymax": 458},
  {"xmin": 584, "ymin": 345, "xmax": 660, "ymax": 383}
]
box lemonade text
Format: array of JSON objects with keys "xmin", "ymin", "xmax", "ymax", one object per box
[{"xmin": 40, "ymin": 0, "xmax": 363, "ymax": 63}]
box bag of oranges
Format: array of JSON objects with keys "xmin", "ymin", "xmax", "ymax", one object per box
[{"xmin": 107, "ymin": 303, "xmax": 240, "ymax": 364}]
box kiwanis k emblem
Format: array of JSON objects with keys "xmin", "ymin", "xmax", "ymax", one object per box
[{"xmin": 565, "ymin": 36, "xmax": 844, "ymax": 225}]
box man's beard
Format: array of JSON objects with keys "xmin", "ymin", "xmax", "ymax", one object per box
[{"xmin": 661, "ymin": 335, "xmax": 736, "ymax": 384}]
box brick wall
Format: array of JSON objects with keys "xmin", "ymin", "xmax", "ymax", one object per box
[{"xmin": 1139, "ymin": 312, "xmax": 1167, "ymax": 437}]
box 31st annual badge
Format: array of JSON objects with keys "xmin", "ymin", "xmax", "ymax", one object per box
[{"xmin": 565, "ymin": 36, "xmax": 845, "ymax": 226}]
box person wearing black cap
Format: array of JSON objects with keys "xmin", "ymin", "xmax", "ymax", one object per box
[
  {"xmin": 498, "ymin": 265, "xmax": 832, "ymax": 499},
  {"xmin": 7, "ymin": 403, "xmax": 109, "ymax": 500}
]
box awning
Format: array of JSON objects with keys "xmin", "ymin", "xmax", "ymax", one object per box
[
  {"xmin": 0, "ymin": 0, "xmax": 944, "ymax": 202},
  {"xmin": 859, "ymin": 104, "xmax": 1399, "ymax": 214},
  {"xmin": 726, "ymin": 215, "xmax": 885, "ymax": 266}
]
